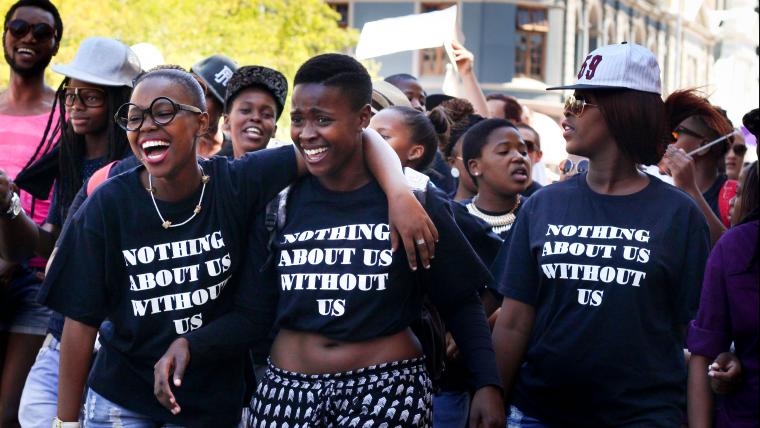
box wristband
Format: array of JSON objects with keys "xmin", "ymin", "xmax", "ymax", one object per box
[{"xmin": 52, "ymin": 417, "xmax": 80, "ymax": 428}]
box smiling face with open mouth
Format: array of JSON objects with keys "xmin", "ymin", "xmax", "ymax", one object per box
[
  {"xmin": 126, "ymin": 76, "xmax": 208, "ymax": 182},
  {"xmin": 290, "ymin": 83, "xmax": 370, "ymax": 191},
  {"xmin": 226, "ymin": 87, "xmax": 278, "ymax": 158},
  {"xmin": 3, "ymin": 6, "xmax": 58, "ymax": 77}
]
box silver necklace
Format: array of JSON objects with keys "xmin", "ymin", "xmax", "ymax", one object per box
[
  {"xmin": 147, "ymin": 165, "xmax": 210, "ymax": 229},
  {"xmin": 466, "ymin": 195, "xmax": 521, "ymax": 235}
]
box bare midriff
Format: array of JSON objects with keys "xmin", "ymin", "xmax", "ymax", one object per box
[{"xmin": 270, "ymin": 328, "xmax": 423, "ymax": 374}]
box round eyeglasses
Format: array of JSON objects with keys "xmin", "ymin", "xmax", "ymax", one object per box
[
  {"xmin": 115, "ymin": 97, "xmax": 203, "ymax": 132},
  {"xmin": 559, "ymin": 158, "xmax": 589, "ymax": 175},
  {"xmin": 63, "ymin": 86, "xmax": 106, "ymax": 108},
  {"xmin": 5, "ymin": 19, "xmax": 56, "ymax": 42},
  {"xmin": 564, "ymin": 95, "xmax": 598, "ymax": 118}
]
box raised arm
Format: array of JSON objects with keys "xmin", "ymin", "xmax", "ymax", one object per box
[
  {"xmin": 451, "ymin": 40, "xmax": 489, "ymax": 118},
  {"xmin": 664, "ymin": 148, "xmax": 725, "ymax": 245},
  {"xmin": 361, "ymin": 127, "xmax": 439, "ymax": 270}
]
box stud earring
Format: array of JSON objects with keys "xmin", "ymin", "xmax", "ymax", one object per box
[{"xmin": 450, "ymin": 167, "xmax": 460, "ymax": 178}]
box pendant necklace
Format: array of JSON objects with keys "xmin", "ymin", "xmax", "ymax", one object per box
[{"xmin": 146, "ymin": 165, "xmax": 210, "ymax": 229}]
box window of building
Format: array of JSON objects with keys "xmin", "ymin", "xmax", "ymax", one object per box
[
  {"xmin": 515, "ymin": 7, "xmax": 548, "ymax": 80},
  {"xmin": 327, "ymin": 2, "xmax": 350, "ymax": 29},
  {"xmin": 419, "ymin": 2, "xmax": 455, "ymax": 76}
]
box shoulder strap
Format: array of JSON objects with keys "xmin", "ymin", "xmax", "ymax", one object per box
[
  {"xmin": 86, "ymin": 161, "xmax": 118, "ymax": 196},
  {"xmin": 262, "ymin": 186, "xmax": 291, "ymax": 271}
]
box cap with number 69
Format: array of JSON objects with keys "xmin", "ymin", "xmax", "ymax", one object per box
[{"xmin": 547, "ymin": 42, "xmax": 661, "ymax": 95}]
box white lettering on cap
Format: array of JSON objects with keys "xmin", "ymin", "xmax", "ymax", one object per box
[{"xmin": 214, "ymin": 66, "xmax": 234, "ymax": 85}]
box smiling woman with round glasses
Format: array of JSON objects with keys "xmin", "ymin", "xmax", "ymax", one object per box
[
  {"xmin": 40, "ymin": 67, "xmax": 438, "ymax": 427},
  {"xmin": 491, "ymin": 43, "xmax": 710, "ymax": 427}
]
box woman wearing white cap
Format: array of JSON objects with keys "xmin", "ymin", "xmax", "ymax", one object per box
[
  {"xmin": 0, "ymin": 36, "xmax": 141, "ymax": 428},
  {"xmin": 491, "ymin": 43, "xmax": 711, "ymax": 427}
]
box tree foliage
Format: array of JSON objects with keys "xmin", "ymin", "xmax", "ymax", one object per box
[{"xmin": 0, "ymin": 0, "xmax": 357, "ymax": 132}]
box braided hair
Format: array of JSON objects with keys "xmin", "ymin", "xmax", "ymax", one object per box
[{"xmin": 25, "ymin": 78, "xmax": 132, "ymax": 220}]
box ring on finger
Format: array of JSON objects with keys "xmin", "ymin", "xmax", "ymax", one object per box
[{"xmin": 415, "ymin": 238, "xmax": 426, "ymax": 246}]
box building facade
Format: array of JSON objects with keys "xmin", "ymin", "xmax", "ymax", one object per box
[{"xmin": 328, "ymin": 0, "xmax": 758, "ymax": 123}]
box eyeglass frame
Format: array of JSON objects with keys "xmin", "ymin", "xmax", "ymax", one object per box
[
  {"xmin": 5, "ymin": 19, "xmax": 57, "ymax": 42},
  {"xmin": 564, "ymin": 95, "xmax": 598, "ymax": 118},
  {"xmin": 671, "ymin": 125, "xmax": 707, "ymax": 143},
  {"xmin": 559, "ymin": 158, "xmax": 589, "ymax": 175},
  {"xmin": 62, "ymin": 85, "xmax": 107, "ymax": 108},
  {"xmin": 115, "ymin": 97, "xmax": 203, "ymax": 132}
]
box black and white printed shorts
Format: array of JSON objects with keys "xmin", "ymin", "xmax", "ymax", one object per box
[{"xmin": 248, "ymin": 357, "xmax": 432, "ymax": 428}]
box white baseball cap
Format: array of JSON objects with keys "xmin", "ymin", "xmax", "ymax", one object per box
[
  {"xmin": 53, "ymin": 37, "xmax": 141, "ymax": 87},
  {"xmin": 547, "ymin": 42, "xmax": 661, "ymax": 94}
]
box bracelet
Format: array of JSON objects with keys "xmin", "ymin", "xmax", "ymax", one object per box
[{"xmin": 52, "ymin": 417, "xmax": 80, "ymax": 428}]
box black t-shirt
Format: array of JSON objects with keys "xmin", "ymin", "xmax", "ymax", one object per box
[
  {"xmin": 450, "ymin": 201, "xmax": 504, "ymax": 268},
  {"xmin": 703, "ymin": 173, "xmax": 727, "ymax": 219},
  {"xmin": 46, "ymin": 157, "xmax": 108, "ymax": 226},
  {"xmin": 493, "ymin": 173, "xmax": 710, "ymax": 427},
  {"xmin": 46, "ymin": 155, "xmax": 138, "ymax": 341},
  {"xmin": 274, "ymin": 176, "xmax": 489, "ymax": 337},
  {"xmin": 187, "ymin": 175, "xmax": 501, "ymax": 390},
  {"xmin": 520, "ymin": 180, "xmax": 543, "ymax": 198},
  {"xmin": 428, "ymin": 151, "xmax": 456, "ymax": 197},
  {"xmin": 40, "ymin": 146, "xmax": 296, "ymax": 427}
]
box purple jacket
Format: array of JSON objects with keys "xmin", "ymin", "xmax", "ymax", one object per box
[{"xmin": 688, "ymin": 220, "xmax": 759, "ymax": 428}]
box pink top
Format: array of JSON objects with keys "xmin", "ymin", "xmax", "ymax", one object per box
[{"xmin": 0, "ymin": 112, "xmax": 57, "ymax": 225}]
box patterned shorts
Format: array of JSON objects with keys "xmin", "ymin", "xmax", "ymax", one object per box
[{"xmin": 248, "ymin": 358, "xmax": 432, "ymax": 428}]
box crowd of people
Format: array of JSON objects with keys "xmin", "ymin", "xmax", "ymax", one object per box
[{"xmin": 0, "ymin": 1, "xmax": 757, "ymax": 427}]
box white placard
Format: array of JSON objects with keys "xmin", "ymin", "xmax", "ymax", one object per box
[{"xmin": 355, "ymin": 6, "xmax": 458, "ymax": 60}]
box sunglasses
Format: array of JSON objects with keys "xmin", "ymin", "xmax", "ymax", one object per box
[
  {"xmin": 63, "ymin": 86, "xmax": 106, "ymax": 108},
  {"xmin": 671, "ymin": 125, "xmax": 706, "ymax": 142},
  {"xmin": 115, "ymin": 97, "xmax": 203, "ymax": 132},
  {"xmin": 564, "ymin": 95, "xmax": 598, "ymax": 118},
  {"xmin": 5, "ymin": 19, "xmax": 56, "ymax": 42},
  {"xmin": 729, "ymin": 143, "xmax": 747, "ymax": 157},
  {"xmin": 559, "ymin": 158, "xmax": 589, "ymax": 175}
]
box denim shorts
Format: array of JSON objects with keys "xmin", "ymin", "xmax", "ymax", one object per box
[
  {"xmin": 82, "ymin": 389, "xmax": 186, "ymax": 428},
  {"xmin": 507, "ymin": 406, "xmax": 549, "ymax": 428},
  {"xmin": 0, "ymin": 265, "xmax": 51, "ymax": 335},
  {"xmin": 18, "ymin": 335, "xmax": 60, "ymax": 428}
]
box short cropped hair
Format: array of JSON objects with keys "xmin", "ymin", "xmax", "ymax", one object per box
[
  {"xmin": 486, "ymin": 93, "xmax": 523, "ymax": 123},
  {"xmin": 294, "ymin": 53, "xmax": 371, "ymax": 111},
  {"xmin": 462, "ymin": 118, "xmax": 518, "ymax": 182},
  {"xmin": 134, "ymin": 68, "xmax": 206, "ymax": 111},
  {"xmin": 4, "ymin": 0, "xmax": 63, "ymax": 43},
  {"xmin": 581, "ymin": 89, "xmax": 667, "ymax": 165},
  {"xmin": 384, "ymin": 73, "xmax": 419, "ymax": 87}
]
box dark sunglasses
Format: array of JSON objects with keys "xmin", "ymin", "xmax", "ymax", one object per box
[
  {"xmin": 5, "ymin": 19, "xmax": 56, "ymax": 41},
  {"xmin": 559, "ymin": 158, "xmax": 589, "ymax": 175},
  {"xmin": 564, "ymin": 95, "xmax": 598, "ymax": 118},
  {"xmin": 671, "ymin": 125, "xmax": 706, "ymax": 142},
  {"xmin": 63, "ymin": 86, "xmax": 106, "ymax": 108},
  {"xmin": 115, "ymin": 97, "xmax": 203, "ymax": 132},
  {"xmin": 729, "ymin": 143, "xmax": 747, "ymax": 156}
]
